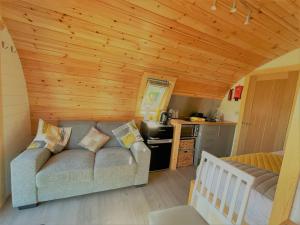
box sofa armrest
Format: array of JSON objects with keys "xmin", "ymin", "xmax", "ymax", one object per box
[
  {"xmin": 130, "ymin": 142, "xmax": 151, "ymax": 185},
  {"xmin": 11, "ymin": 148, "xmax": 51, "ymax": 208}
]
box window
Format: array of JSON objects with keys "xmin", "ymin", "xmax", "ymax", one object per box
[
  {"xmin": 136, "ymin": 73, "xmax": 176, "ymax": 121},
  {"xmin": 140, "ymin": 79, "xmax": 168, "ymax": 116}
]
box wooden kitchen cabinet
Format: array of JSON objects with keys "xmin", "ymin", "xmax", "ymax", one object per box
[
  {"xmin": 194, "ymin": 124, "xmax": 236, "ymax": 166},
  {"xmin": 169, "ymin": 119, "xmax": 236, "ymax": 170}
]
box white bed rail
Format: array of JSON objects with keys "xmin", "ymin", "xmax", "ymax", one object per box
[{"xmin": 191, "ymin": 151, "xmax": 255, "ymax": 225}]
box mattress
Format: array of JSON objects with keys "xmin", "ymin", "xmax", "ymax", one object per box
[
  {"xmin": 223, "ymin": 152, "xmax": 283, "ymax": 174},
  {"xmin": 199, "ymin": 160, "xmax": 279, "ymax": 225},
  {"xmin": 227, "ymin": 160, "xmax": 278, "ymax": 225}
]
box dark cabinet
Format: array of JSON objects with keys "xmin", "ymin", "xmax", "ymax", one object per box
[
  {"xmin": 194, "ymin": 124, "xmax": 236, "ymax": 166},
  {"xmin": 140, "ymin": 121, "xmax": 173, "ymax": 171},
  {"xmin": 140, "ymin": 122, "xmax": 173, "ymax": 140},
  {"xmin": 148, "ymin": 142, "xmax": 172, "ymax": 171}
]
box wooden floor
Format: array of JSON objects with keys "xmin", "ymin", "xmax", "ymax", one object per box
[{"xmin": 0, "ymin": 167, "xmax": 195, "ymax": 225}]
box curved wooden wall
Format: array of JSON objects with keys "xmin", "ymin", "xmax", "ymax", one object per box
[{"xmin": 1, "ymin": 0, "xmax": 300, "ymax": 130}]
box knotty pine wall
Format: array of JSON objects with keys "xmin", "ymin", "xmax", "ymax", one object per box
[{"xmin": 1, "ymin": 0, "xmax": 300, "ymax": 132}]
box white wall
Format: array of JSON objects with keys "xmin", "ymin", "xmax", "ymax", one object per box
[
  {"xmin": 258, "ymin": 48, "xmax": 300, "ymax": 70},
  {"xmin": 0, "ymin": 26, "xmax": 31, "ymax": 207},
  {"xmin": 218, "ymin": 78, "xmax": 245, "ymax": 122},
  {"xmin": 218, "ymin": 48, "xmax": 300, "ymax": 124}
]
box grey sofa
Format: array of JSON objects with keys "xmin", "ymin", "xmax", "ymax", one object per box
[{"xmin": 11, "ymin": 121, "xmax": 151, "ymax": 209}]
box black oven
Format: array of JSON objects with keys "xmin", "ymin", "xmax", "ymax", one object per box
[
  {"xmin": 140, "ymin": 121, "xmax": 174, "ymax": 171},
  {"xmin": 180, "ymin": 125, "xmax": 199, "ymax": 138}
]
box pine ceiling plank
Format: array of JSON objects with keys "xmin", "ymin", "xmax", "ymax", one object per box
[
  {"xmin": 100, "ymin": 0, "xmax": 265, "ymax": 65},
  {"xmin": 197, "ymin": 0, "xmax": 300, "ymax": 49},
  {"xmin": 8, "ymin": 20, "xmax": 240, "ymax": 84},
  {"xmin": 2, "ymin": 2, "xmax": 255, "ymax": 72},
  {"xmin": 0, "ymin": 0, "xmax": 299, "ymax": 124},
  {"xmin": 245, "ymin": 0, "xmax": 300, "ymax": 42},
  {"xmin": 177, "ymin": 0, "xmax": 297, "ymax": 52},
  {"xmin": 4, "ymin": 0, "xmax": 263, "ymax": 66},
  {"xmin": 263, "ymin": 1, "xmax": 300, "ymax": 31},
  {"xmin": 128, "ymin": 0, "xmax": 283, "ymax": 59}
]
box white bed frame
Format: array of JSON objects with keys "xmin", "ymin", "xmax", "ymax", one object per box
[{"xmin": 191, "ymin": 151, "xmax": 255, "ymax": 225}]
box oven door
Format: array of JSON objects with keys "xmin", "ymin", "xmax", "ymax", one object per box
[{"xmin": 147, "ymin": 139, "xmax": 172, "ymax": 171}]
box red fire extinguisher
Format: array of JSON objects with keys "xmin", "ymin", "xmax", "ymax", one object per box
[{"xmin": 234, "ymin": 85, "xmax": 243, "ymax": 101}]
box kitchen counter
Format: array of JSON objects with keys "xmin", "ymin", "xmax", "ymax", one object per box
[
  {"xmin": 170, "ymin": 119, "xmax": 236, "ymax": 126},
  {"xmin": 169, "ymin": 119, "xmax": 236, "ymax": 170}
]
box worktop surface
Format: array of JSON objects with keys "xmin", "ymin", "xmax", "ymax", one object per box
[{"xmin": 170, "ymin": 119, "xmax": 236, "ymax": 126}]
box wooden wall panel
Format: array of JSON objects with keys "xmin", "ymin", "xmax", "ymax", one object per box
[{"xmin": 1, "ymin": 0, "xmax": 299, "ymax": 131}]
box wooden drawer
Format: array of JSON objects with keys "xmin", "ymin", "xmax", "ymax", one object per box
[
  {"xmin": 179, "ymin": 139, "xmax": 195, "ymax": 150},
  {"xmin": 177, "ymin": 150, "xmax": 194, "ymax": 168}
]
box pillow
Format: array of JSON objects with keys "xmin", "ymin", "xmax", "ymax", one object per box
[
  {"xmin": 79, "ymin": 127, "xmax": 110, "ymax": 152},
  {"xmin": 27, "ymin": 140, "xmax": 47, "ymax": 149},
  {"xmin": 28, "ymin": 119, "xmax": 72, "ymax": 154},
  {"xmin": 112, "ymin": 120, "xmax": 143, "ymax": 149}
]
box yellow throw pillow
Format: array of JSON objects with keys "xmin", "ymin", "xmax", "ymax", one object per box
[
  {"xmin": 112, "ymin": 120, "xmax": 143, "ymax": 149},
  {"xmin": 29, "ymin": 119, "xmax": 72, "ymax": 154},
  {"xmin": 28, "ymin": 140, "xmax": 47, "ymax": 150},
  {"xmin": 120, "ymin": 133, "xmax": 136, "ymax": 149}
]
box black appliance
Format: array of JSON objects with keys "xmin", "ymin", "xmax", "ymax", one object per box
[
  {"xmin": 159, "ymin": 111, "xmax": 171, "ymax": 125},
  {"xmin": 180, "ymin": 125, "xmax": 199, "ymax": 138},
  {"xmin": 140, "ymin": 121, "xmax": 173, "ymax": 171}
]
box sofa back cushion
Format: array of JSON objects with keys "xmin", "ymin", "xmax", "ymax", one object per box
[
  {"xmin": 96, "ymin": 121, "xmax": 126, "ymax": 147},
  {"xmin": 58, "ymin": 121, "xmax": 96, "ymax": 149}
]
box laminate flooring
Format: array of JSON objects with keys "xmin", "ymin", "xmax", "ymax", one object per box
[{"xmin": 0, "ymin": 167, "xmax": 196, "ymax": 225}]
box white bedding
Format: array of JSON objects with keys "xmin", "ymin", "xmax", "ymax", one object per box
[{"xmin": 245, "ymin": 188, "xmax": 273, "ymax": 225}]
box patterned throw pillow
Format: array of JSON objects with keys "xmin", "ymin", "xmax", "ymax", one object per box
[
  {"xmin": 112, "ymin": 120, "xmax": 143, "ymax": 149},
  {"xmin": 79, "ymin": 127, "xmax": 110, "ymax": 152},
  {"xmin": 28, "ymin": 119, "xmax": 72, "ymax": 154},
  {"xmin": 27, "ymin": 140, "xmax": 47, "ymax": 149}
]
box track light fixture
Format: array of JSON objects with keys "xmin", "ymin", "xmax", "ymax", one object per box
[
  {"xmin": 230, "ymin": 0, "xmax": 237, "ymax": 13},
  {"xmin": 211, "ymin": 0, "xmax": 217, "ymax": 11},
  {"xmin": 210, "ymin": 0, "xmax": 252, "ymax": 25},
  {"xmin": 244, "ymin": 10, "xmax": 251, "ymax": 25}
]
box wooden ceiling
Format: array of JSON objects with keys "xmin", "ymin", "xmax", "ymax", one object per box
[{"xmin": 1, "ymin": 0, "xmax": 300, "ymax": 126}]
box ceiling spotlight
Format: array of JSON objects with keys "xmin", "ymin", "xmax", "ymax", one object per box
[
  {"xmin": 244, "ymin": 10, "xmax": 251, "ymax": 25},
  {"xmin": 211, "ymin": 0, "xmax": 217, "ymax": 11},
  {"xmin": 230, "ymin": 0, "xmax": 237, "ymax": 13}
]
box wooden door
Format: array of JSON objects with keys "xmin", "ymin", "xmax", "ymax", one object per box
[{"xmin": 237, "ymin": 72, "xmax": 298, "ymax": 155}]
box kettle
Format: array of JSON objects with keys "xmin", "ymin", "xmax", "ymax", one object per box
[{"xmin": 160, "ymin": 111, "xmax": 171, "ymax": 125}]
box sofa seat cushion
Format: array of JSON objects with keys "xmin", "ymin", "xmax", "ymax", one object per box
[
  {"xmin": 36, "ymin": 150, "xmax": 95, "ymax": 188},
  {"xmin": 94, "ymin": 147, "xmax": 137, "ymax": 185},
  {"xmin": 148, "ymin": 206, "xmax": 208, "ymax": 225}
]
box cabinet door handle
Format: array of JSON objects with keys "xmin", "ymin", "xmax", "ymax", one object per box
[
  {"xmin": 159, "ymin": 129, "xmax": 167, "ymax": 132},
  {"xmin": 149, "ymin": 145, "xmax": 159, "ymax": 148}
]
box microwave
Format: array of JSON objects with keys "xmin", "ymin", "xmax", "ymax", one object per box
[{"xmin": 180, "ymin": 125, "xmax": 199, "ymax": 138}]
